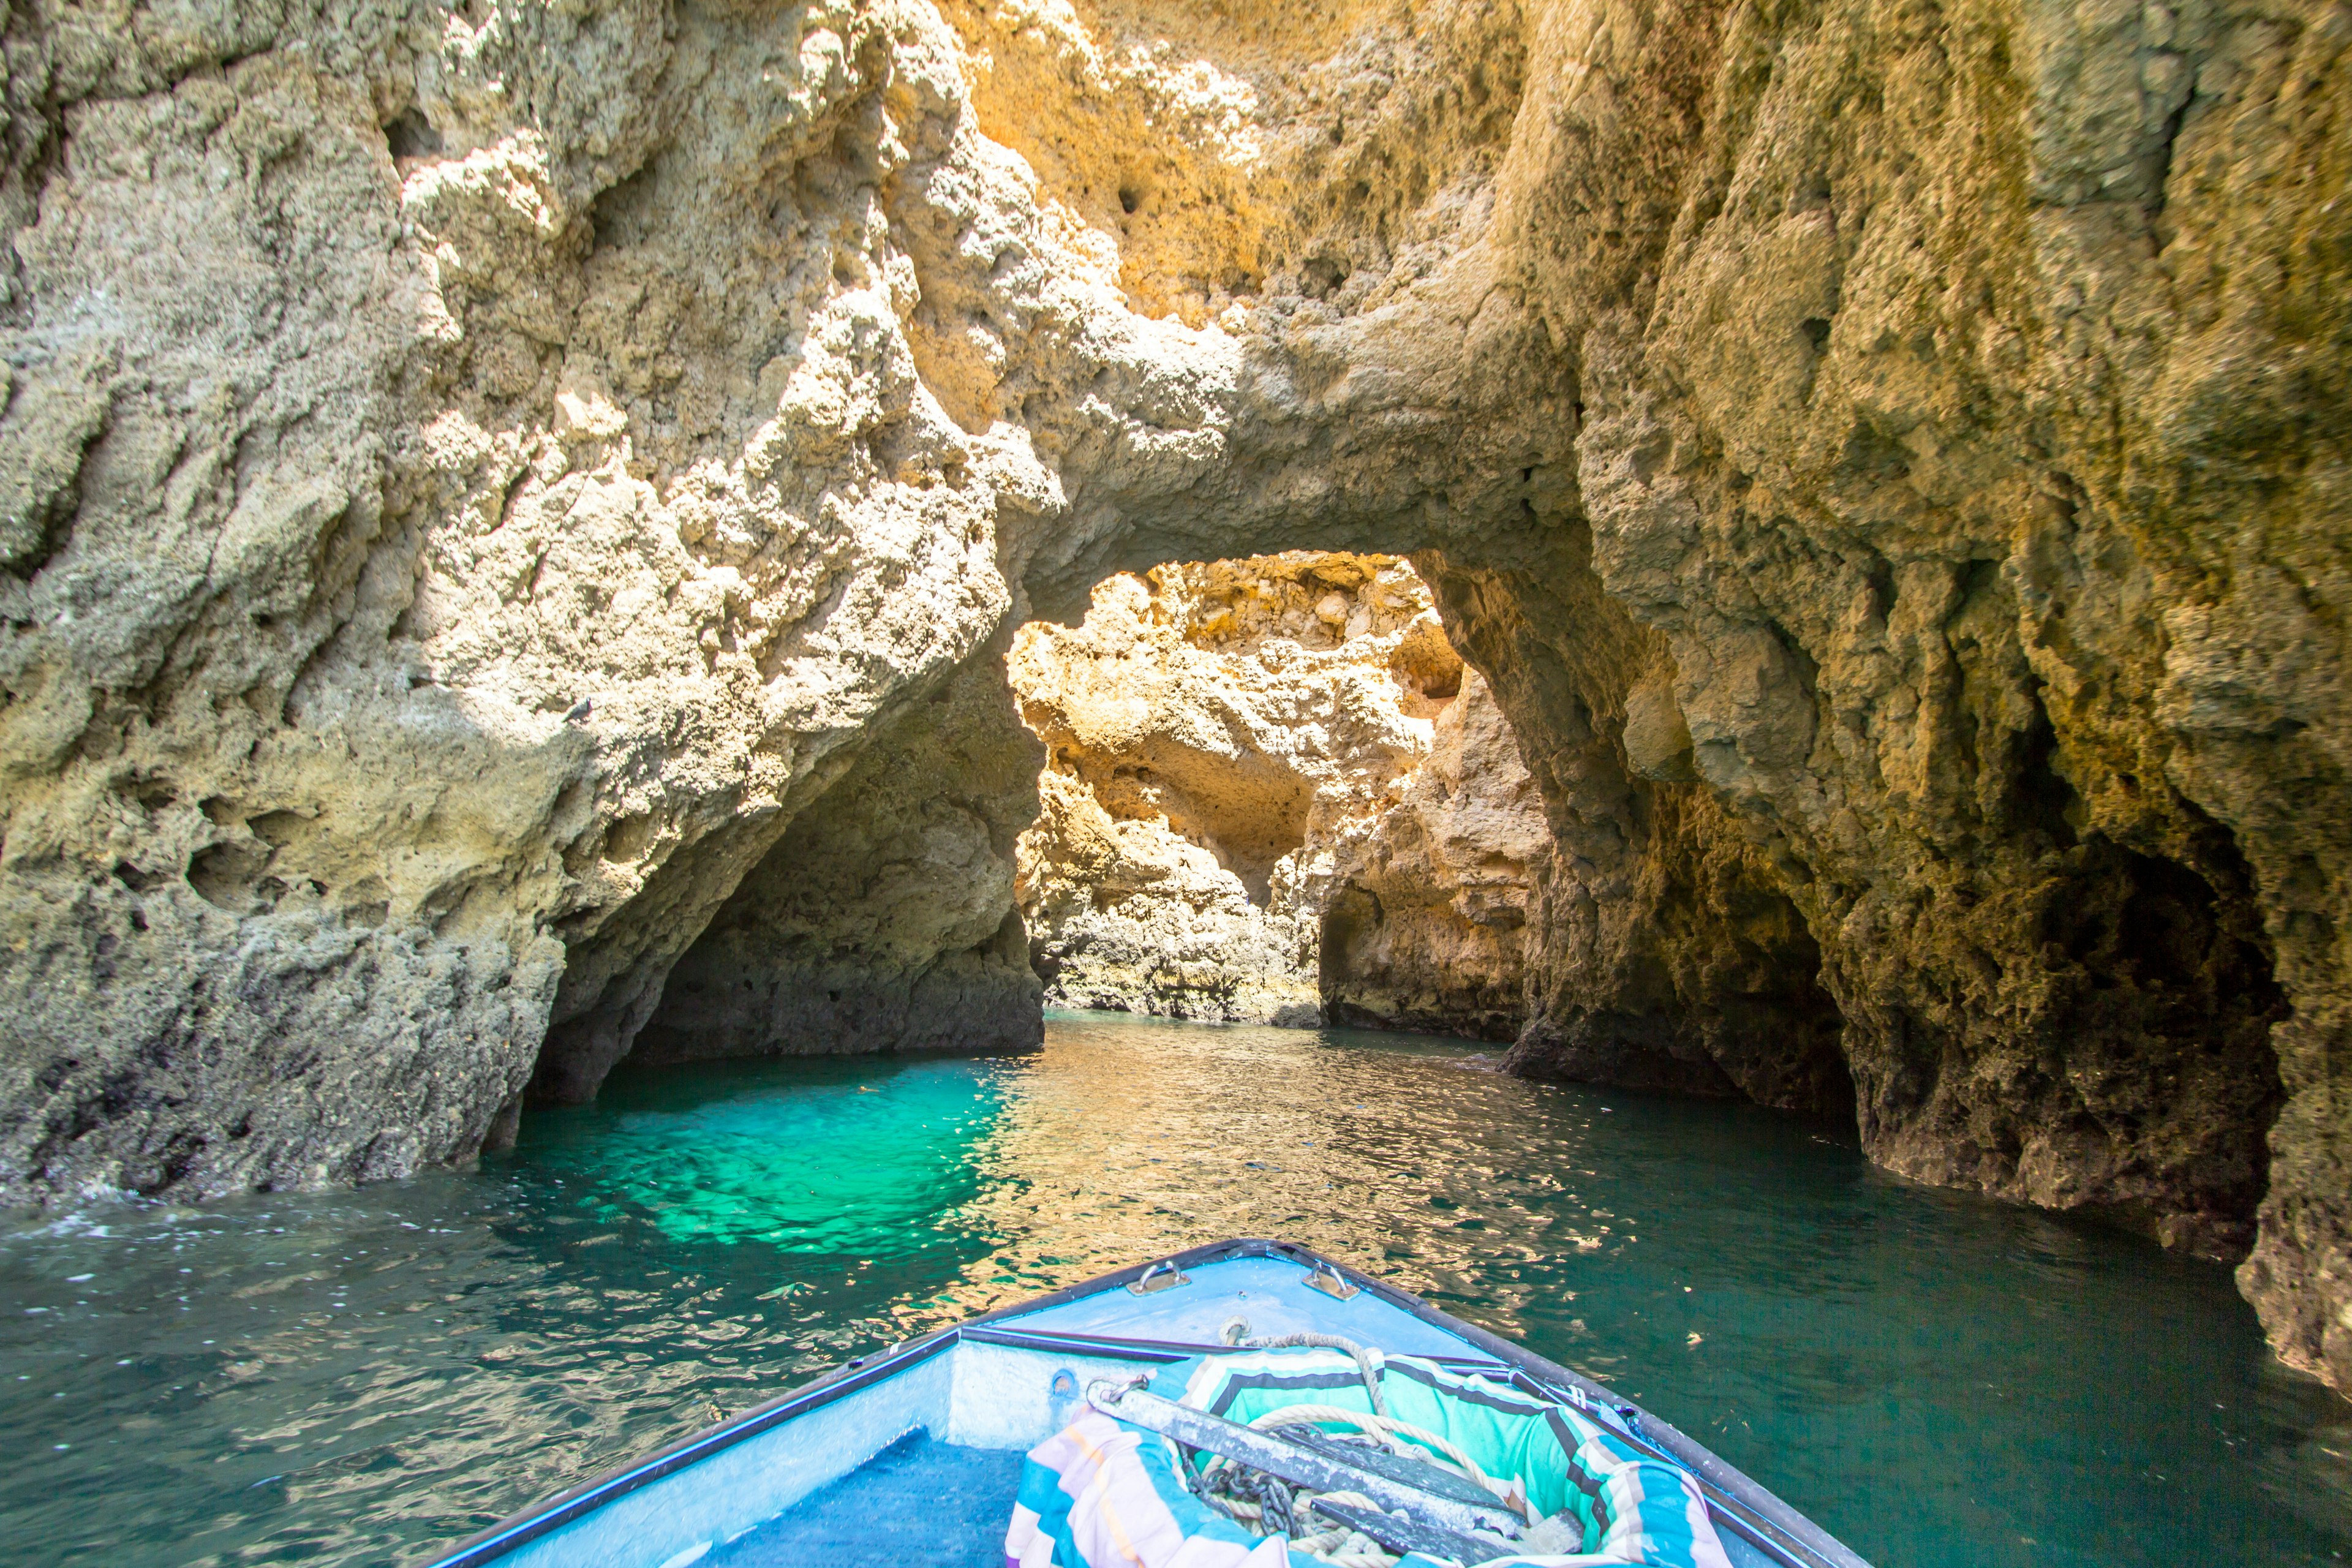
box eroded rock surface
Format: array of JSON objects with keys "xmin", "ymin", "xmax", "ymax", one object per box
[
  {"xmin": 0, "ymin": 0, "xmax": 2345, "ymax": 1390},
  {"xmin": 1322, "ymin": 658, "xmax": 1554, "ymax": 1041},
  {"xmin": 1011, "ymin": 552, "xmax": 1544, "ymax": 1034},
  {"xmin": 627, "ymin": 645, "xmax": 1044, "ymax": 1074}
]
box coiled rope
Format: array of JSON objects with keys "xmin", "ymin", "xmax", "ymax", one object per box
[{"xmin": 1221, "ymin": 1317, "xmax": 1393, "ymax": 1420}]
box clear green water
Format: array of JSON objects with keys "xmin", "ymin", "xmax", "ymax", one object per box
[{"xmin": 3, "ymin": 1014, "xmax": 2348, "ymax": 1567}]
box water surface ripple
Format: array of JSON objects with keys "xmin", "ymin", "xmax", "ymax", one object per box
[{"xmin": 2, "ymin": 1016, "xmax": 2346, "ymax": 1566}]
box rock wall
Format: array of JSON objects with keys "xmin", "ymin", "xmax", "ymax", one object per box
[
  {"xmin": 0, "ymin": 0, "xmax": 1561, "ymax": 1210},
  {"xmin": 1010, "ymin": 551, "xmax": 1545, "ymax": 1033},
  {"xmin": 627, "ymin": 646, "xmax": 1044, "ymax": 1073},
  {"xmin": 0, "ymin": 0, "xmax": 2345, "ymax": 1390},
  {"xmin": 1477, "ymin": 0, "xmax": 2337, "ymax": 1303},
  {"xmin": 1420, "ymin": 539, "xmax": 1858, "ymax": 1119},
  {"xmin": 1320, "ymin": 651, "xmax": 1553, "ymax": 1042}
]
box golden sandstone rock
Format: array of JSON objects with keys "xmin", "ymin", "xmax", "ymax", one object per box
[
  {"xmin": 1009, "ymin": 553, "xmax": 1545, "ymax": 1036},
  {"xmin": 0, "ymin": 0, "xmax": 2345, "ymax": 1390}
]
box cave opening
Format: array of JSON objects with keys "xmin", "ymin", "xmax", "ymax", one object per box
[
  {"xmin": 516, "ymin": 518, "xmax": 2284, "ymax": 1284},
  {"xmin": 1009, "ymin": 551, "xmax": 1543, "ymax": 1035},
  {"xmin": 532, "ymin": 539, "xmax": 1871, "ymax": 1150},
  {"xmin": 2024, "ymin": 821, "xmax": 2290, "ymax": 1257},
  {"xmin": 557, "ymin": 532, "xmax": 1871, "ymax": 1164},
  {"xmin": 600, "ymin": 549, "xmax": 1557, "ymax": 1072}
]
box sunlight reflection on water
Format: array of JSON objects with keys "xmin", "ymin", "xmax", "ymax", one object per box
[{"xmin": 1, "ymin": 1013, "xmax": 2347, "ymax": 1567}]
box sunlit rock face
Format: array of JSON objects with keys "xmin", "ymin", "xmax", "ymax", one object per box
[
  {"xmin": 1320, "ymin": 650, "xmax": 1553, "ymax": 1042},
  {"xmin": 1009, "ymin": 552, "xmax": 1545, "ymax": 1035},
  {"xmin": 0, "ymin": 0, "xmax": 2345, "ymax": 1392}
]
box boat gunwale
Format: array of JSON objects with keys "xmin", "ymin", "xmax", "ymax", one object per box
[
  {"xmin": 959, "ymin": 1322, "xmax": 1518, "ymax": 1374},
  {"xmin": 417, "ymin": 1237, "xmax": 1871, "ymax": 1568}
]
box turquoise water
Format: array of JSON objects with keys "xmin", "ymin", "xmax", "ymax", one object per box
[{"xmin": 2, "ymin": 1014, "xmax": 2348, "ymax": 1566}]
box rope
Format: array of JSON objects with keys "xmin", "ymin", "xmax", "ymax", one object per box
[
  {"xmin": 1246, "ymin": 1402, "xmax": 1503, "ymax": 1501},
  {"xmin": 1198, "ymin": 1464, "xmax": 1403, "ymax": 1565},
  {"xmin": 1277, "ymin": 1489, "xmax": 1397, "ymax": 1567},
  {"xmin": 1219, "ymin": 1319, "xmax": 1391, "ymax": 1419},
  {"xmin": 1197, "ymin": 1327, "xmax": 1550, "ymax": 1564}
]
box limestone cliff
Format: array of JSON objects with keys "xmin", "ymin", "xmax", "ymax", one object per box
[
  {"xmin": 1010, "ymin": 552, "xmax": 1544, "ymax": 1034},
  {"xmin": 0, "ymin": 0, "xmax": 2345, "ymax": 1392},
  {"xmin": 1322, "ymin": 660, "xmax": 1553, "ymax": 1041}
]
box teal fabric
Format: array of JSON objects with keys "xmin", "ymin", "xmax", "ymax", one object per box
[
  {"xmin": 1159, "ymin": 1350, "xmax": 1586, "ymax": 1520},
  {"xmin": 1016, "ymin": 1350, "xmax": 1728, "ymax": 1566},
  {"xmin": 1155, "ymin": 1349, "xmax": 1731, "ymax": 1567}
]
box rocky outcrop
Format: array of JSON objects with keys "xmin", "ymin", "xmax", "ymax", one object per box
[
  {"xmin": 1469, "ymin": 0, "xmax": 2332, "ymax": 1294},
  {"xmin": 1321, "ymin": 657, "xmax": 1552, "ymax": 1041},
  {"xmin": 0, "ymin": 0, "xmax": 2345, "ymax": 1392},
  {"xmin": 1420, "ymin": 540, "xmax": 1860, "ymax": 1120},
  {"xmin": 1010, "ymin": 552, "xmax": 1545, "ymax": 1033},
  {"xmin": 1019, "ymin": 763, "xmax": 1325, "ymax": 1023}
]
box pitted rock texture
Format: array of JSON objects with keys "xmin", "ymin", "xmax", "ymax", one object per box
[
  {"xmin": 0, "ymin": 0, "xmax": 2345, "ymax": 1392},
  {"xmin": 1010, "ymin": 552, "xmax": 1544, "ymax": 1033},
  {"xmin": 1321, "ymin": 649, "xmax": 1553, "ymax": 1041},
  {"xmin": 0, "ymin": 0, "xmax": 1558, "ymax": 1208}
]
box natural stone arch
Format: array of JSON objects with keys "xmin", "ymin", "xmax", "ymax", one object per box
[{"xmin": 0, "ymin": 0, "xmax": 2337, "ymax": 1395}]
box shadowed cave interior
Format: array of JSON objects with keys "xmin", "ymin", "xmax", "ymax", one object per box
[
  {"xmin": 0, "ymin": 1, "xmax": 2344, "ymax": 1515},
  {"xmin": 537, "ymin": 548, "xmax": 2282, "ymax": 1268}
]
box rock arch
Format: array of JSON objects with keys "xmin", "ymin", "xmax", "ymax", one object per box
[{"xmin": 0, "ymin": 0, "xmax": 2338, "ymax": 1391}]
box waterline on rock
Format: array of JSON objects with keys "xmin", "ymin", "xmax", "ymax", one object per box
[{"xmin": 0, "ymin": 1015, "xmax": 2344, "ymax": 1567}]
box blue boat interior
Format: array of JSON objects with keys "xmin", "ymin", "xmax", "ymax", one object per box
[
  {"xmin": 1005, "ymin": 1254, "xmax": 1482, "ymax": 1359},
  {"xmin": 703, "ymin": 1433, "xmax": 1025, "ymax": 1568},
  {"xmin": 465, "ymin": 1250, "xmax": 1815, "ymax": 1568}
]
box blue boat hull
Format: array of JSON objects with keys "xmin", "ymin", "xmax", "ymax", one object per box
[{"xmin": 423, "ymin": 1239, "xmax": 1869, "ymax": 1568}]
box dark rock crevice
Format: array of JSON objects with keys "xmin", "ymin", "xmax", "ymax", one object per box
[{"xmin": 623, "ymin": 650, "xmax": 1044, "ymax": 1075}]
